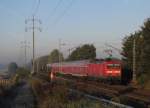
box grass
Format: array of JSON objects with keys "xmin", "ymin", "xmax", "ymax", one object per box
[
  {"xmin": 29, "ymin": 77, "xmax": 108, "ymax": 108},
  {"xmin": 137, "ymin": 74, "xmax": 150, "ymax": 90},
  {"xmin": 144, "ymin": 80, "xmax": 150, "ymax": 90},
  {"xmin": 39, "ymin": 95, "xmax": 106, "ymax": 108}
]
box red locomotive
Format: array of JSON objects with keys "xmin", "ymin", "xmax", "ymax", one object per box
[{"xmin": 47, "ymin": 59, "xmax": 125, "ymax": 83}]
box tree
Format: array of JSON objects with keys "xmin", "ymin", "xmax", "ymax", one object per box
[
  {"xmin": 68, "ymin": 44, "xmax": 96, "ymax": 61},
  {"xmin": 122, "ymin": 32, "xmax": 144, "ymax": 77},
  {"xmin": 122, "ymin": 18, "xmax": 150, "ymax": 79},
  {"xmin": 8, "ymin": 62, "xmax": 18, "ymax": 75},
  {"xmin": 140, "ymin": 18, "xmax": 150, "ymax": 75},
  {"xmin": 35, "ymin": 55, "xmax": 49, "ymax": 72},
  {"xmin": 16, "ymin": 67, "xmax": 30, "ymax": 79},
  {"xmin": 48, "ymin": 49, "xmax": 64, "ymax": 63}
]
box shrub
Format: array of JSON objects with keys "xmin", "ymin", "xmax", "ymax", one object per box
[{"xmin": 137, "ymin": 74, "xmax": 149, "ymax": 87}]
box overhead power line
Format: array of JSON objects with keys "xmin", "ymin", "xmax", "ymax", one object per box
[
  {"xmin": 46, "ymin": 0, "xmax": 63, "ymax": 20},
  {"xmin": 33, "ymin": 0, "xmax": 40, "ymax": 16},
  {"xmin": 45, "ymin": 0, "xmax": 75, "ymax": 31},
  {"xmin": 45, "ymin": 0, "xmax": 63, "ymax": 30},
  {"xmin": 52, "ymin": 0, "xmax": 74, "ymax": 25}
]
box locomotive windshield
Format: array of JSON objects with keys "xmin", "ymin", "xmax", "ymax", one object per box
[{"xmin": 107, "ymin": 64, "xmax": 121, "ymax": 69}]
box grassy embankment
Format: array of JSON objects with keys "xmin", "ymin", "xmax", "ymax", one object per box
[
  {"xmin": 29, "ymin": 77, "xmax": 108, "ymax": 108},
  {"xmin": 137, "ymin": 74, "xmax": 150, "ymax": 90}
]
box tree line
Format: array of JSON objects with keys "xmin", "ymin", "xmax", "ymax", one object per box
[
  {"xmin": 122, "ymin": 18, "xmax": 150, "ymax": 82},
  {"xmin": 32, "ymin": 44, "xmax": 96, "ymax": 72}
]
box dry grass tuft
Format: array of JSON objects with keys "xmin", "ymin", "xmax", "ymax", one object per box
[{"xmin": 30, "ymin": 78, "xmax": 107, "ymax": 108}]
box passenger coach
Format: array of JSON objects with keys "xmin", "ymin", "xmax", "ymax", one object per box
[{"xmin": 47, "ymin": 59, "xmax": 123, "ymax": 83}]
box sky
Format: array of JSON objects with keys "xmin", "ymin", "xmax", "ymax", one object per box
[{"xmin": 0, "ymin": 0, "xmax": 150, "ymax": 65}]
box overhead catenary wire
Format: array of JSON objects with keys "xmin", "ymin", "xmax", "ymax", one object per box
[
  {"xmin": 45, "ymin": 0, "xmax": 63, "ymax": 31},
  {"xmin": 45, "ymin": 0, "xmax": 75, "ymax": 31},
  {"xmin": 53, "ymin": 0, "xmax": 74, "ymax": 24},
  {"xmin": 46, "ymin": 0, "xmax": 63, "ymax": 22}
]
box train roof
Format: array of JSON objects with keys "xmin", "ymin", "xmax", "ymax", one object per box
[
  {"xmin": 47, "ymin": 59, "xmax": 121, "ymax": 67},
  {"xmin": 47, "ymin": 60, "xmax": 90, "ymax": 67}
]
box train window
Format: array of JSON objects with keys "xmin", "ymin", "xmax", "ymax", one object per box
[{"xmin": 107, "ymin": 64, "xmax": 120, "ymax": 69}]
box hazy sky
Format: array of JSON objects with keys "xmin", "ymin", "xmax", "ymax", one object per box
[{"xmin": 0, "ymin": 0, "xmax": 150, "ymax": 65}]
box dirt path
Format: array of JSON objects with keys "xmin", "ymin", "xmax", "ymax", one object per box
[{"xmin": 0, "ymin": 81, "xmax": 35, "ymax": 108}]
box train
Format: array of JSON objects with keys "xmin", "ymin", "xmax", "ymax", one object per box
[{"xmin": 47, "ymin": 59, "xmax": 132, "ymax": 84}]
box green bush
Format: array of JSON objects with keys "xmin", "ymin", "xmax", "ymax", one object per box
[
  {"xmin": 16, "ymin": 67, "xmax": 30, "ymax": 79},
  {"xmin": 137, "ymin": 74, "xmax": 149, "ymax": 86},
  {"xmin": 30, "ymin": 78, "xmax": 108, "ymax": 108}
]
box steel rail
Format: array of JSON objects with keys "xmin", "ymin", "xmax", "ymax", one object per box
[{"xmin": 69, "ymin": 89, "xmax": 133, "ymax": 108}]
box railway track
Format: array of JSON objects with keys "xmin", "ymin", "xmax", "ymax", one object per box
[
  {"xmin": 33, "ymin": 75, "xmax": 133, "ymax": 108},
  {"xmin": 35, "ymin": 72, "xmax": 150, "ymax": 107},
  {"xmin": 55, "ymin": 76, "xmax": 130, "ymax": 95},
  {"xmin": 69, "ymin": 89, "xmax": 133, "ymax": 108},
  {"xmin": 54, "ymin": 76, "xmax": 150, "ymax": 108}
]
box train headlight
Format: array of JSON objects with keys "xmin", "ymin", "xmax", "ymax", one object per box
[
  {"xmin": 107, "ymin": 70, "xmax": 112, "ymax": 73},
  {"xmin": 114, "ymin": 71, "xmax": 120, "ymax": 73}
]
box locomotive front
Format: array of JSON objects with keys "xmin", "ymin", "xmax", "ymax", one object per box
[{"xmin": 104, "ymin": 60, "xmax": 122, "ymax": 82}]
